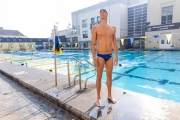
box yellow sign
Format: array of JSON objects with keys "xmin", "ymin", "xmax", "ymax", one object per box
[
  {"xmin": 121, "ymin": 39, "xmax": 124, "ymax": 45},
  {"xmin": 166, "ymin": 34, "xmax": 172, "ymax": 44},
  {"xmin": 75, "ymin": 43, "xmax": 78, "ymax": 47},
  {"xmin": 141, "ymin": 36, "xmax": 146, "ymax": 38}
]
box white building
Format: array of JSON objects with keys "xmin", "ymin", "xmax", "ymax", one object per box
[
  {"xmin": 53, "ymin": 0, "xmax": 148, "ymax": 49},
  {"xmin": 0, "ymin": 27, "xmax": 26, "ymax": 38},
  {"xmin": 145, "ymin": 0, "xmax": 180, "ymax": 49}
]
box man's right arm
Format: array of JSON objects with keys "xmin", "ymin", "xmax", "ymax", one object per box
[{"xmin": 91, "ymin": 26, "xmax": 97, "ymax": 59}]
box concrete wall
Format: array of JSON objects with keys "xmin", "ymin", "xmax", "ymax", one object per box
[
  {"xmin": 0, "ymin": 42, "xmax": 36, "ymax": 52},
  {"xmin": 120, "ymin": 4, "xmax": 128, "ymax": 39},
  {"xmin": 146, "ymin": 0, "xmax": 180, "ymax": 49},
  {"xmin": 71, "ymin": 0, "xmax": 146, "ymax": 42},
  {"xmin": 147, "ymin": 0, "xmax": 180, "ymax": 26},
  {"xmin": 79, "ymin": 3, "xmax": 127, "ymax": 41},
  {"xmin": 145, "ymin": 29, "xmax": 180, "ymax": 49},
  {"xmin": 79, "ymin": 7, "xmax": 108, "ymax": 41}
]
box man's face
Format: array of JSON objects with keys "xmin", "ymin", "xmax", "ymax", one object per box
[{"xmin": 100, "ymin": 10, "xmax": 108, "ymax": 19}]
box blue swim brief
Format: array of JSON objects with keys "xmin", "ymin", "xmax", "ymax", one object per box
[{"xmin": 97, "ymin": 53, "xmax": 112, "ymax": 61}]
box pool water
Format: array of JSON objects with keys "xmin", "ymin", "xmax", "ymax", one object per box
[{"xmin": 1, "ymin": 50, "xmax": 180, "ymax": 103}]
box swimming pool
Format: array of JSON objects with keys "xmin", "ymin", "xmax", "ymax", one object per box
[{"xmin": 1, "ymin": 50, "xmax": 180, "ymax": 103}]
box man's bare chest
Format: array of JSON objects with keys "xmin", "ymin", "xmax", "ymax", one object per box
[{"xmin": 96, "ymin": 26, "xmax": 114, "ymax": 37}]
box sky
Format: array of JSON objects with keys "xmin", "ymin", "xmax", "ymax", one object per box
[{"xmin": 0, "ymin": 0, "xmax": 105, "ymax": 38}]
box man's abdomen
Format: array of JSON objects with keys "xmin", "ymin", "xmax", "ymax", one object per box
[{"xmin": 97, "ymin": 44, "xmax": 112, "ymax": 54}]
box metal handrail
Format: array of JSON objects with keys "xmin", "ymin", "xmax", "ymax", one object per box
[
  {"xmin": 67, "ymin": 57, "xmax": 79, "ymax": 87},
  {"xmin": 78, "ymin": 58, "xmax": 96, "ymax": 90},
  {"xmin": 74, "ymin": 63, "xmax": 86, "ymax": 85}
]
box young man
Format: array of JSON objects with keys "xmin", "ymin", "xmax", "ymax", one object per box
[{"xmin": 91, "ymin": 9, "xmax": 118, "ymax": 107}]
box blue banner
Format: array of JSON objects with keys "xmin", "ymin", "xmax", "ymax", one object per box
[
  {"xmin": 79, "ymin": 42, "xmax": 82, "ymax": 47},
  {"xmin": 130, "ymin": 38, "xmax": 134, "ymax": 46},
  {"xmin": 55, "ymin": 36, "xmax": 60, "ymax": 50},
  {"xmin": 153, "ymin": 35, "xmax": 159, "ymax": 38}
]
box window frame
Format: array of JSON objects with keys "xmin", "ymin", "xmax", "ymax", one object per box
[
  {"xmin": 161, "ymin": 6, "xmax": 173, "ymax": 25},
  {"xmin": 91, "ymin": 18, "xmax": 95, "ymax": 23},
  {"xmin": 97, "ymin": 16, "xmax": 100, "ymax": 23},
  {"xmin": 82, "ymin": 31, "xmax": 88, "ymax": 38},
  {"xmin": 82, "ymin": 19, "xmax": 87, "ymax": 28}
]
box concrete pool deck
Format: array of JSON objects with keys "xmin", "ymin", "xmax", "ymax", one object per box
[{"xmin": 0, "ymin": 59, "xmax": 180, "ymax": 120}]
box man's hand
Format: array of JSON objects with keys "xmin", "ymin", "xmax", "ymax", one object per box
[
  {"xmin": 93, "ymin": 57, "xmax": 98, "ymax": 67},
  {"xmin": 113, "ymin": 57, "xmax": 118, "ymax": 66}
]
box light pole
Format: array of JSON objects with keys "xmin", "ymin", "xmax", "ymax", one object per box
[
  {"xmin": 55, "ymin": 22, "xmax": 59, "ymax": 36},
  {"xmin": 54, "ymin": 22, "xmax": 59, "ymax": 86}
]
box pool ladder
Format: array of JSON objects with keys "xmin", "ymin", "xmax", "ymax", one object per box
[{"xmin": 67, "ymin": 57, "xmax": 96, "ymax": 90}]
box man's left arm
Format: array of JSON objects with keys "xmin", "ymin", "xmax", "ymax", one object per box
[{"xmin": 113, "ymin": 26, "xmax": 118, "ymax": 66}]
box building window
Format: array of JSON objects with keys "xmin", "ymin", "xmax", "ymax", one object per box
[
  {"xmin": 82, "ymin": 19, "xmax": 87, "ymax": 28},
  {"xmin": 161, "ymin": 6, "xmax": 173, "ymax": 24},
  {"xmin": 97, "ymin": 16, "xmax": 100, "ymax": 23},
  {"xmin": 83, "ymin": 31, "xmax": 88, "ymax": 38},
  {"xmin": 91, "ymin": 18, "xmax": 95, "ymax": 23},
  {"xmin": 161, "ymin": 40, "xmax": 165, "ymax": 44}
]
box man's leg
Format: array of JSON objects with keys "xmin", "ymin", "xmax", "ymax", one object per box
[
  {"xmin": 105, "ymin": 57, "xmax": 116, "ymax": 103},
  {"xmin": 96, "ymin": 57, "xmax": 105, "ymax": 106}
]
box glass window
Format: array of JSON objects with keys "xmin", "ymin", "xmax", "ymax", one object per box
[
  {"xmin": 128, "ymin": 21, "xmax": 134, "ymax": 24},
  {"xmin": 135, "ymin": 29, "xmax": 141, "ymax": 31},
  {"xmin": 135, "ymin": 19, "xmax": 142, "ymax": 22},
  {"xmin": 91, "ymin": 18, "xmax": 95, "ymax": 23},
  {"xmin": 143, "ymin": 8, "xmax": 147, "ymax": 11},
  {"xmin": 135, "ymin": 16, "xmax": 143, "ymax": 20},
  {"xmin": 128, "ymin": 15, "xmax": 134, "ymax": 18},
  {"xmin": 82, "ymin": 19, "xmax": 87, "ymax": 28},
  {"xmin": 135, "ymin": 10, "xmax": 142, "ymax": 14},
  {"xmin": 128, "ymin": 24, "xmax": 134, "ymax": 27},
  {"xmin": 128, "ymin": 27, "xmax": 134, "ymax": 30},
  {"xmin": 97, "ymin": 16, "xmax": 100, "ymax": 23},
  {"xmin": 82, "ymin": 31, "xmax": 88, "ymax": 38},
  {"xmin": 128, "ymin": 13, "xmax": 134, "ymax": 16},
  {"xmin": 128, "ymin": 33, "xmax": 134, "ymax": 35},
  {"xmin": 135, "ymin": 33, "xmax": 141, "ymax": 35},
  {"xmin": 128, "ymin": 10, "xmax": 133, "ymax": 12},
  {"xmin": 161, "ymin": 40, "xmax": 165, "ymax": 44},
  {"xmin": 128, "ymin": 7, "xmax": 134, "ymax": 11},
  {"xmin": 143, "ymin": 4, "xmax": 147, "ymax": 7},
  {"xmin": 128, "ymin": 32, "xmax": 134, "ymax": 34},
  {"xmin": 135, "ymin": 9, "xmax": 142, "ymax": 12},
  {"xmin": 135, "ymin": 13, "xmax": 143, "ymax": 16},
  {"xmin": 128, "ymin": 29, "xmax": 134, "ymax": 32},
  {"xmin": 161, "ymin": 6, "xmax": 173, "ymax": 24},
  {"xmin": 128, "ymin": 19, "xmax": 134, "ymax": 23},
  {"xmin": 128, "ymin": 17, "xmax": 134, "ymax": 20},
  {"xmin": 135, "ymin": 5, "xmax": 142, "ymax": 9},
  {"xmin": 128, "ymin": 9, "xmax": 134, "ymax": 12},
  {"xmin": 128, "ymin": 18, "xmax": 134, "ymax": 21},
  {"xmin": 128, "ymin": 33, "xmax": 133, "ymax": 36},
  {"xmin": 129, "ymin": 23, "xmax": 135, "ymax": 26}
]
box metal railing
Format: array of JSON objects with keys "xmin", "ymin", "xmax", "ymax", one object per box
[
  {"xmin": 78, "ymin": 58, "xmax": 96, "ymax": 89},
  {"xmin": 67, "ymin": 57, "xmax": 96, "ymax": 90},
  {"xmin": 67, "ymin": 57, "xmax": 79, "ymax": 87},
  {"xmin": 74, "ymin": 64, "xmax": 86, "ymax": 86}
]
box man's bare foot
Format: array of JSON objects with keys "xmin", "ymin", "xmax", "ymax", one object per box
[
  {"xmin": 107, "ymin": 97, "xmax": 116, "ymax": 104},
  {"xmin": 96, "ymin": 99, "xmax": 101, "ymax": 107}
]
